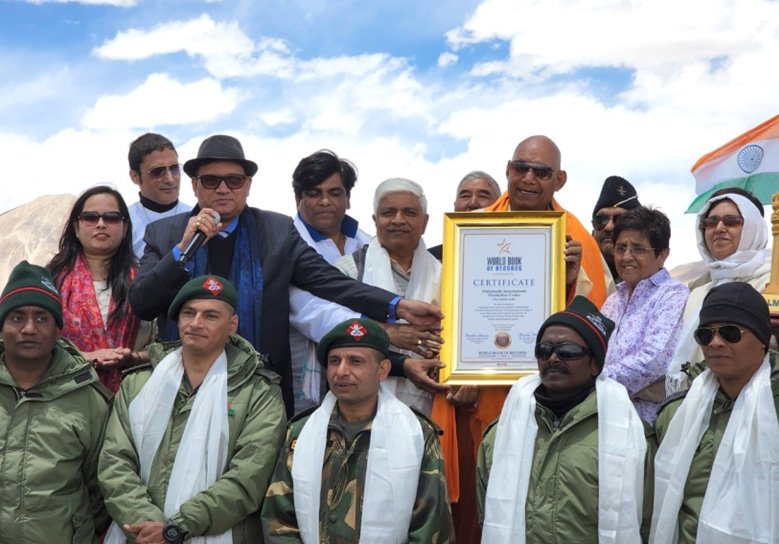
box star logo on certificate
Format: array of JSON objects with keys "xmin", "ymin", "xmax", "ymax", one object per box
[{"xmin": 497, "ymin": 239, "xmax": 512, "ymax": 255}]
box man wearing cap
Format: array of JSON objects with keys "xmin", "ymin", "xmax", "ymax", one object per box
[
  {"xmin": 261, "ymin": 318, "xmax": 454, "ymax": 543},
  {"xmin": 100, "ymin": 275, "xmax": 286, "ymax": 543},
  {"xmin": 0, "ymin": 261, "xmax": 111, "ymax": 542},
  {"xmin": 129, "ymin": 134, "xmax": 442, "ymax": 417},
  {"xmin": 127, "ymin": 132, "xmax": 192, "ymax": 258},
  {"xmin": 477, "ymin": 296, "xmax": 654, "ymax": 543},
  {"xmin": 591, "ymin": 175, "xmax": 641, "ymax": 282},
  {"xmin": 651, "ymin": 282, "xmax": 779, "ymax": 543}
]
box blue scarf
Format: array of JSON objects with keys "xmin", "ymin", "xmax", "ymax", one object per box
[{"xmin": 185, "ymin": 208, "xmax": 264, "ymax": 348}]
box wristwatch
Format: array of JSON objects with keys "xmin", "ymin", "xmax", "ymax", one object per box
[{"xmin": 162, "ymin": 520, "xmax": 186, "ymax": 543}]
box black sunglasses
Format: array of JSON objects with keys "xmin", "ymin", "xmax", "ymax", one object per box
[
  {"xmin": 700, "ymin": 214, "xmax": 744, "ymax": 230},
  {"xmin": 145, "ymin": 163, "xmax": 181, "ymax": 180},
  {"xmin": 509, "ymin": 160, "xmax": 554, "ymax": 181},
  {"xmin": 535, "ymin": 342, "xmax": 591, "ymax": 360},
  {"xmin": 693, "ymin": 325, "xmax": 747, "ymax": 346},
  {"xmin": 78, "ymin": 211, "xmax": 125, "ymax": 226},
  {"xmin": 197, "ymin": 174, "xmax": 248, "ymax": 190}
]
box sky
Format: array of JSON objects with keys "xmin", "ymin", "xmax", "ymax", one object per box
[{"xmin": 1, "ymin": 0, "xmax": 778, "ymax": 269}]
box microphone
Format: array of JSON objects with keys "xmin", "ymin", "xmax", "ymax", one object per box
[{"xmin": 178, "ymin": 211, "xmax": 221, "ymax": 265}]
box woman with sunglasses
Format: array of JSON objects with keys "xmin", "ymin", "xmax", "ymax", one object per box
[
  {"xmin": 47, "ymin": 185, "xmax": 150, "ymax": 392},
  {"xmin": 599, "ymin": 206, "xmax": 689, "ymax": 423},
  {"xmin": 666, "ymin": 187, "xmax": 771, "ymax": 394}
]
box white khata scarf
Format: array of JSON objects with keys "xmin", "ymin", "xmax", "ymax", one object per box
[
  {"xmin": 104, "ymin": 348, "xmax": 232, "ymax": 544},
  {"xmin": 666, "ymin": 193, "xmax": 770, "ymax": 394},
  {"xmin": 362, "ymin": 236, "xmax": 441, "ymax": 415},
  {"xmin": 651, "ymin": 357, "xmax": 779, "ymax": 543},
  {"xmin": 482, "ymin": 374, "xmax": 646, "ymax": 544},
  {"xmin": 291, "ymin": 383, "xmax": 425, "ymax": 543}
]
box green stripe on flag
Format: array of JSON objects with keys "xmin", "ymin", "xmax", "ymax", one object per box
[{"xmin": 685, "ymin": 172, "xmax": 779, "ymax": 213}]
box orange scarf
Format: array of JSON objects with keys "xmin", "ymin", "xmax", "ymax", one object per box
[{"xmin": 433, "ymin": 192, "xmax": 609, "ymax": 502}]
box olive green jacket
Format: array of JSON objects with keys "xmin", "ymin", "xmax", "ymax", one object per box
[
  {"xmin": 654, "ymin": 352, "xmax": 779, "ymax": 544},
  {"xmin": 477, "ymin": 388, "xmax": 656, "ymax": 543},
  {"xmin": 98, "ymin": 334, "xmax": 286, "ymax": 543},
  {"xmin": 261, "ymin": 404, "xmax": 454, "ymax": 543},
  {"xmin": 0, "ymin": 338, "xmax": 111, "ymax": 544}
]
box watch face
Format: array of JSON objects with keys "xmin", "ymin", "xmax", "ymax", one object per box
[{"xmin": 163, "ymin": 523, "xmax": 183, "ymax": 543}]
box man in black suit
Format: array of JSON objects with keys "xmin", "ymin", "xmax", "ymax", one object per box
[{"xmin": 129, "ymin": 135, "xmax": 442, "ymax": 415}]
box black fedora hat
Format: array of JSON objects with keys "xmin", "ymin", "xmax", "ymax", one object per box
[{"xmin": 183, "ymin": 134, "xmax": 258, "ymax": 177}]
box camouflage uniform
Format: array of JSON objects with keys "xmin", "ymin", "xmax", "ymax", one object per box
[{"xmin": 261, "ymin": 404, "xmax": 454, "ymax": 543}]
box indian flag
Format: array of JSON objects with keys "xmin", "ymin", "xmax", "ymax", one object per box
[{"xmin": 686, "ymin": 113, "xmax": 779, "ymax": 212}]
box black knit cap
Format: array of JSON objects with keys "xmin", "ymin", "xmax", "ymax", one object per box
[
  {"xmin": 0, "ymin": 261, "xmax": 63, "ymax": 327},
  {"xmin": 699, "ymin": 282, "xmax": 771, "ymax": 347},
  {"xmin": 592, "ymin": 175, "xmax": 641, "ymax": 218},
  {"xmin": 536, "ymin": 296, "xmax": 615, "ymax": 370},
  {"xmin": 317, "ymin": 318, "xmax": 390, "ymax": 366},
  {"xmin": 183, "ymin": 134, "xmax": 258, "ymax": 177},
  {"xmin": 168, "ymin": 275, "xmax": 238, "ymax": 321}
]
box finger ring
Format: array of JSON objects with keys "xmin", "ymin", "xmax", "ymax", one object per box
[{"xmin": 417, "ymin": 339, "xmax": 423, "ymax": 346}]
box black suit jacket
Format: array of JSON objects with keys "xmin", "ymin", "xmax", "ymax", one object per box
[{"xmin": 129, "ymin": 207, "xmax": 396, "ymax": 415}]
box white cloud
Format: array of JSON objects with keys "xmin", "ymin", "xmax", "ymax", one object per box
[
  {"xmin": 81, "ymin": 73, "xmax": 239, "ymax": 129},
  {"xmin": 438, "ymin": 52, "xmax": 458, "ymax": 67}
]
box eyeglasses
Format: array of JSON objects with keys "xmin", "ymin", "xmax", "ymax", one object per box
[
  {"xmin": 693, "ymin": 325, "xmax": 748, "ymax": 346},
  {"xmin": 196, "ymin": 174, "xmax": 248, "ymax": 190},
  {"xmin": 613, "ymin": 244, "xmax": 655, "ymax": 256},
  {"xmin": 535, "ymin": 342, "xmax": 591, "ymax": 360},
  {"xmin": 145, "ymin": 163, "xmax": 181, "ymax": 180},
  {"xmin": 592, "ymin": 213, "xmax": 623, "ymax": 231},
  {"xmin": 78, "ymin": 211, "xmax": 125, "ymax": 226},
  {"xmin": 700, "ymin": 214, "xmax": 744, "ymax": 230},
  {"xmin": 509, "ymin": 160, "xmax": 554, "ymax": 181}
]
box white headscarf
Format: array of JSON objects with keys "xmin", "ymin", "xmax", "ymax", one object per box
[{"xmin": 666, "ymin": 193, "xmax": 770, "ymax": 393}]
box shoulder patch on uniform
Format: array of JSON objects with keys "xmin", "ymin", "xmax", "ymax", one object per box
[
  {"xmin": 255, "ymin": 366, "xmax": 282, "ymax": 385},
  {"xmin": 656, "ymin": 390, "xmax": 688, "ymax": 416}
]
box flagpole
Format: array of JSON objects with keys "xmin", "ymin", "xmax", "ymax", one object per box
[{"xmin": 762, "ymin": 192, "xmax": 779, "ymax": 317}]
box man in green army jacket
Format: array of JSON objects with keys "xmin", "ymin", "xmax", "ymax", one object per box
[
  {"xmin": 261, "ymin": 317, "xmax": 453, "ymax": 543},
  {"xmin": 477, "ymin": 296, "xmax": 655, "ymax": 543},
  {"xmin": 0, "ymin": 261, "xmax": 111, "ymax": 543},
  {"xmin": 651, "ymin": 282, "xmax": 779, "ymax": 543},
  {"xmin": 99, "ymin": 275, "xmax": 286, "ymax": 543}
]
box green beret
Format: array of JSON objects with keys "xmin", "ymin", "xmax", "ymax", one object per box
[
  {"xmin": 317, "ymin": 318, "xmax": 390, "ymax": 366},
  {"xmin": 168, "ymin": 275, "xmax": 237, "ymax": 321},
  {"xmin": 0, "ymin": 261, "xmax": 63, "ymax": 328}
]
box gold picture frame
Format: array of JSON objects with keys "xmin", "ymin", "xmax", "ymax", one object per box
[{"xmin": 439, "ymin": 211, "xmax": 567, "ymax": 385}]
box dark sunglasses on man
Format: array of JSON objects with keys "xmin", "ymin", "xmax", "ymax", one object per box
[
  {"xmin": 146, "ymin": 163, "xmax": 181, "ymax": 180},
  {"xmin": 509, "ymin": 160, "xmax": 554, "ymax": 181},
  {"xmin": 693, "ymin": 324, "xmax": 748, "ymax": 346},
  {"xmin": 78, "ymin": 211, "xmax": 125, "ymax": 226},
  {"xmin": 196, "ymin": 174, "xmax": 248, "ymax": 190},
  {"xmin": 535, "ymin": 342, "xmax": 591, "ymax": 360}
]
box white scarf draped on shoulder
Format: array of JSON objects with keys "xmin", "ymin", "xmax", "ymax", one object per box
[
  {"xmin": 651, "ymin": 356, "xmax": 779, "ymax": 543},
  {"xmin": 482, "ymin": 374, "xmax": 646, "ymax": 544},
  {"xmin": 105, "ymin": 348, "xmax": 232, "ymax": 544},
  {"xmin": 291, "ymin": 383, "xmax": 425, "ymax": 544}
]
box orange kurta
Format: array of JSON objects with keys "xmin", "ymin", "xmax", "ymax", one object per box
[{"xmin": 433, "ymin": 192, "xmax": 610, "ymax": 505}]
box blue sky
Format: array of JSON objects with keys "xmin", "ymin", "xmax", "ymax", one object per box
[{"xmin": 1, "ymin": 0, "xmax": 777, "ymax": 267}]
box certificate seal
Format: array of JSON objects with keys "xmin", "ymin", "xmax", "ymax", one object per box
[{"xmin": 494, "ymin": 332, "xmax": 512, "ymax": 349}]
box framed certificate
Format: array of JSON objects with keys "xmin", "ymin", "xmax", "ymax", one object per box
[{"xmin": 439, "ymin": 212, "xmax": 567, "ymax": 384}]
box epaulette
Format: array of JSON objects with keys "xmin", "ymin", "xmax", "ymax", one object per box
[
  {"xmin": 254, "ymin": 366, "xmax": 281, "ymax": 385},
  {"xmin": 410, "ymin": 406, "xmax": 443, "ymax": 436},
  {"xmin": 121, "ymin": 361, "xmax": 153, "ymax": 377},
  {"xmin": 89, "ymin": 379, "xmax": 114, "ymax": 402},
  {"xmin": 656, "ymin": 389, "xmax": 688, "ymax": 416},
  {"xmin": 482, "ymin": 416, "xmax": 500, "ymax": 439},
  {"xmin": 289, "ymin": 403, "xmax": 321, "ymax": 425}
]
